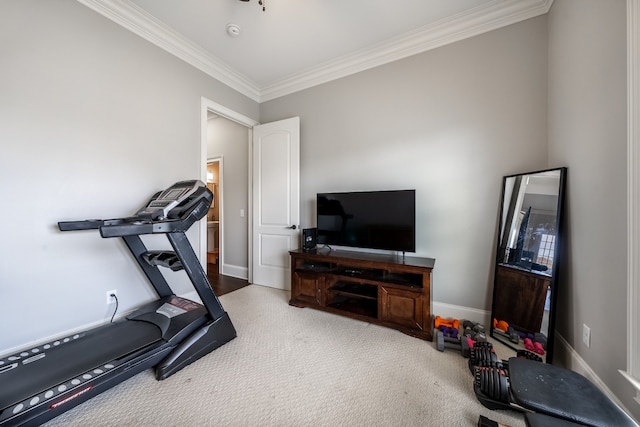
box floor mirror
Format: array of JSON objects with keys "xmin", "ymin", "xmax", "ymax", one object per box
[{"xmin": 490, "ymin": 167, "xmax": 567, "ymax": 363}]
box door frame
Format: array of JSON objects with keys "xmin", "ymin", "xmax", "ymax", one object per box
[{"xmin": 200, "ymin": 97, "xmax": 259, "ymax": 281}]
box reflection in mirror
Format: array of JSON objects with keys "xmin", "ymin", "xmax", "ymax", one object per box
[{"xmin": 490, "ymin": 167, "xmax": 567, "ymax": 363}]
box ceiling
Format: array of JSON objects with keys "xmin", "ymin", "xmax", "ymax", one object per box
[{"xmin": 79, "ymin": 0, "xmax": 552, "ymax": 102}]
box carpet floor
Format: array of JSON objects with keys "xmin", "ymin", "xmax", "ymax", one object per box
[{"xmin": 42, "ymin": 285, "xmax": 525, "ymax": 427}]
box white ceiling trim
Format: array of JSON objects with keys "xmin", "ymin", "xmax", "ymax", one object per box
[
  {"xmin": 261, "ymin": 0, "xmax": 553, "ymax": 101},
  {"xmin": 78, "ymin": 0, "xmax": 552, "ymax": 103},
  {"xmin": 78, "ymin": 0, "xmax": 262, "ymax": 101}
]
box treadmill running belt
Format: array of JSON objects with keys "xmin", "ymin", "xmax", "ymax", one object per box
[{"xmin": 0, "ymin": 320, "xmax": 162, "ymax": 410}]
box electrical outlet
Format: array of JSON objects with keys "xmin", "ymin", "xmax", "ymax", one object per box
[
  {"xmin": 106, "ymin": 289, "xmax": 117, "ymax": 304},
  {"xmin": 582, "ymin": 323, "xmax": 591, "ymax": 348}
]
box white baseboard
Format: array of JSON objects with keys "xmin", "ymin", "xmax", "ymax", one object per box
[
  {"xmin": 432, "ymin": 301, "xmax": 492, "ymax": 327},
  {"xmin": 220, "ymin": 263, "xmax": 248, "ymax": 280},
  {"xmin": 554, "ymin": 333, "xmax": 636, "ymax": 419}
]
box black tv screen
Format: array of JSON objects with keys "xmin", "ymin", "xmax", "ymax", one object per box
[{"xmin": 316, "ymin": 190, "xmax": 416, "ymax": 252}]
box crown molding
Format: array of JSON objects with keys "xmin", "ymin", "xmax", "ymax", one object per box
[
  {"xmin": 260, "ymin": 0, "xmax": 553, "ymax": 101},
  {"xmin": 78, "ymin": 0, "xmax": 553, "ymax": 103},
  {"xmin": 77, "ymin": 0, "xmax": 262, "ymax": 102}
]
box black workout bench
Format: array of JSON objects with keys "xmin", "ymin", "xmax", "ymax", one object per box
[{"xmin": 476, "ymin": 357, "xmax": 638, "ymax": 426}]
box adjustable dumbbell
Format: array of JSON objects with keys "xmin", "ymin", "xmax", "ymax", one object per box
[
  {"xmin": 468, "ymin": 341, "xmax": 498, "ymax": 374},
  {"xmin": 474, "ymin": 365, "xmax": 510, "ymax": 405},
  {"xmin": 434, "ymin": 329, "xmax": 471, "ymax": 358},
  {"xmin": 434, "ymin": 315, "xmax": 460, "ymax": 330}
]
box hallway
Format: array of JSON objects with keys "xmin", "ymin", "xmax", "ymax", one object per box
[{"xmin": 207, "ymin": 262, "xmax": 249, "ymax": 296}]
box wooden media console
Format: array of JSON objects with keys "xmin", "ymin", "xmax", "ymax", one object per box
[{"xmin": 289, "ymin": 249, "xmax": 435, "ymax": 340}]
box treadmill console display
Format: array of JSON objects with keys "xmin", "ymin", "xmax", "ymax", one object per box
[{"xmin": 137, "ymin": 181, "xmax": 204, "ymax": 220}]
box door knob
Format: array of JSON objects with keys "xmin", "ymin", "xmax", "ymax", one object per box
[{"xmin": 287, "ymin": 225, "xmax": 297, "ymax": 230}]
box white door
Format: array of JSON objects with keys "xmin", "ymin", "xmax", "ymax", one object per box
[{"xmin": 252, "ymin": 117, "xmax": 300, "ymax": 290}]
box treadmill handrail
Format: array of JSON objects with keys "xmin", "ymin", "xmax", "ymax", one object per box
[
  {"xmin": 58, "ymin": 217, "xmax": 144, "ymax": 232},
  {"xmin": 58, "ymin": 219, "xmax": 105, "ymax": 231},
  {"xmin": 100, "ymin": 220, "xmax": 172, "ymax": 238},
  {"xmin": 98, "ymin": 203, "xmax": 206, "ymax": 238},
  {"xmin": 58, "ymin": 184, "xmax": 211, "ymax": 237}
]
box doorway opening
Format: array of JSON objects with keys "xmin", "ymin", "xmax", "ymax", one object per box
[
  {"xmin": 201, "ymin": 98, "xmax": 258, "ymax": 295},
  {"xmin": 201, "ymin": 98, "xmax": 300, "ymax": 292},
  {"xmin": 205, "ymin": 157, "xmax": 245, "ymax": 295}
]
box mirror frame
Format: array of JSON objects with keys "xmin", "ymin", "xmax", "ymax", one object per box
[{"xmin": 490, "ymin": 167, "xmax": 567, "ymax": 363}]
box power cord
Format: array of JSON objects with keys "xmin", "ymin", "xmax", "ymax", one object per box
[{"xmin": 109, "ymin": 293, "xmax": 118, "ymax": 323}]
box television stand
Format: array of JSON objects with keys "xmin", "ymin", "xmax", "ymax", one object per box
[{"xmin": 289, "ymin": 249, "xmax": 435, "ymax": 340}]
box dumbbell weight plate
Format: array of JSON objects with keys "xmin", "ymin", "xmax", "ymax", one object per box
[
  {"xmin": 480, "ymin": 368, "xmax": 488, "ymax": 396},
  {"xmin": 469, "ymin": 347, "xmax": 497, "ymax": 374},
  {"xmin": 490, "ymin": 368, "xmax": 498, "ymax": 401},
  {"xmin": 500, "ymin": 372, "xmax": 509, "ymax": 403},
  {"xmin": 480, "ymin": 348, "xmax": 498, "ymax": 364},
  {"xmin": 495, "ymin": 369, "xmax": 503, "ymax": 402},
  {"xmin": 488, "ymin": 369, "xmax": 497, "ymax": 401},
  {"xmin": 481, "ymin": 368, "xmax": 489, "ymax": 397},
  {"xmin": 482, "ymin": 368, "xmax": 493, "ymax": 400}
]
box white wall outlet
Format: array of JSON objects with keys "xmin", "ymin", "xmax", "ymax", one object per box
[
  {"xmin": 582, "ymin": 323, "xmax": 591, "ymax": 348},
  {"xmin": 106, "ymin": 289, "xmax": 117, "ymax": 304},
  {"xmin": 240, "ymin": 209, "xmax": 245, "ymax": 217}
]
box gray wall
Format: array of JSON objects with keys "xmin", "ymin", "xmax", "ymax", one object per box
[
  {"xmin": 547, "ymin": 0, "xmax": 638, "ymax": 420},
  {"xmin": 0, "ymin": 0, "xmax": 258, "ymax": 352},
  {"xmin": 261, "ymin": 16, "xmax": 549, "ymax": 310}
]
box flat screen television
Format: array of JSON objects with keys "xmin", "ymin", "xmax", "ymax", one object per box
[{"xmin": 316, "ymin": 190, "xmax": 416, "ymax": 252}]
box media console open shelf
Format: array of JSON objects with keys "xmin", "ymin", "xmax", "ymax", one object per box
[{"xmin": 289, "ymin": 249, "xmax": 435, "ymax": 341}]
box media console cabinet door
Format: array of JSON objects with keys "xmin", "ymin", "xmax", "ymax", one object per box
[
  {"xmin": 291, "ymin": 271, "xmax": 323, "ymax": 306},
  {"xmin": 380, "ymin": 286, "xmax": 424, "ymax": 330}
]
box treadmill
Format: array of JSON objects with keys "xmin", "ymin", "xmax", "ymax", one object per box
[{"xmin": 0, "ymin": 180, "xmax": 236, "ymax": 427}]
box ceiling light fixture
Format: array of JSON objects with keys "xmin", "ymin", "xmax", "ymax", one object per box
[{"xmin": 239, "ymin": 0, "xmax": 266, "ymax": 12}]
